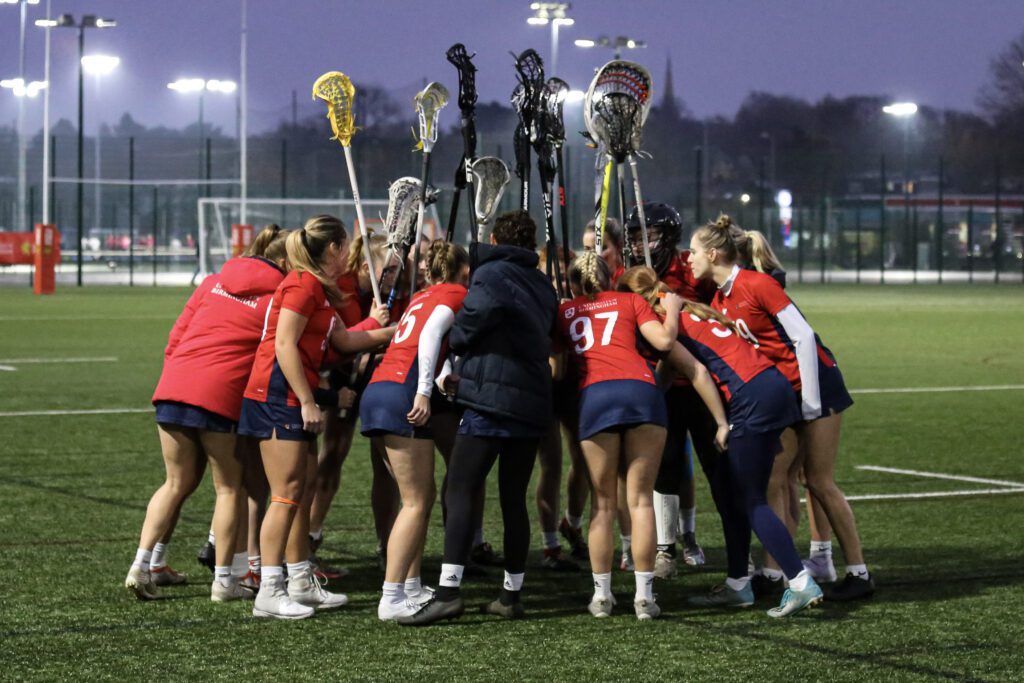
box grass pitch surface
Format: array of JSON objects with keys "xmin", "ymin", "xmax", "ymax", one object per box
[{"xmin": 1, "ymin": 285, "xmax": 1022, "ymax": 681}]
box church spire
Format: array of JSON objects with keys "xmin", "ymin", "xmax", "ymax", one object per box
[{"xmin": 661, "ymin": 53, "xmax": 680, "ymax": 120}]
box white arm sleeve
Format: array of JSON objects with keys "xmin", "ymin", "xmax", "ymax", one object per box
[
  {"xmin": 775, "ymin": 303, "xmax": 822, "ymax": 420},
  {"xmin": 417, "ymin": 305, "xmax": 456, "ymax": 397}
]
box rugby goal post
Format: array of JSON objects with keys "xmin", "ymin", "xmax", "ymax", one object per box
[{"xmin": 196, "ymin": 196, "xmax": 441, "ymax": 277}]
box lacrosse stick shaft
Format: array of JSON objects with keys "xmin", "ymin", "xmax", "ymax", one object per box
[
  {"xmin": 342, "ymin": 146, "xmax": 382, "ymax": 307},
  {"xmin": 628, "ymin": 154, "xmax": 652, "ymax": 268},
  {"xmin": 555, "ymin": 147, "xmax": 571, "ymax": 293},
  {"xmin": 446, "ymin": 172, "xmax": 462, "ymax": 243},
  {"xmin": 541, "ymin": 185, "xmax": 565, "ymax": 299},
  {"xmin": 411, "ymin": 152, "xmax": 431, "ymax": 298},
  {"xmin": 593, "ymin": 156, "xmax": 614, "ymax": 254}
]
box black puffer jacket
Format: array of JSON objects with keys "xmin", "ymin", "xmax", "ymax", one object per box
[{"xmin": 450, "ymin": 243, "xmax": 558, "ymax": 428}]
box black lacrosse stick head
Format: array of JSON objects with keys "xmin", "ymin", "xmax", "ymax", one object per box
[
  {"xmin": 511, "ymin": 49, "xmax": 545, "ymax": 137},
  {"xmin": 540, "ymin": 77, "xmax": 569, "ymax": 146},
  {"xmin": 446, "ymin": 43, "xmax": 478, "ymax": 113},
  {"xmin": 593, "ymin": 94, "xmax": 642, "ymax": 162}
]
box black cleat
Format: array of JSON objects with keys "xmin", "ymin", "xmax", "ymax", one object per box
[
  {"xmin": 470, "ymin": 542, "xmax": 504, "ymax": 567},
  {"xmin": 751, "ymin": 573, "xmax": 785, "ymax": 599},
  {"xmin": 196, "ymin": 541, "xmax": 215, "ymax": 573},
  {"xmin": 396, "ymin": 595, "xmax": 465, "ymax": 626},
  {"xmin": 826, "ymin": 572, "xmax": 875, "ymax": 602},
  {"xmin": 541, "ymin": 547, "xmax": 580, "ymax": 572}
]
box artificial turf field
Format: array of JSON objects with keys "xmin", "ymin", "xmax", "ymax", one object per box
[{"xmin": 1, "ymin": 284, "xmax": 1022, "ymax": 682}]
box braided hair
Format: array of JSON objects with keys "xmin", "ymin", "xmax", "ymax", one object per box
[
  {"xmin": 568, "ymin": 250, "xmax": 611, "ymax": 300},
  {"xmin": 616, "ymin": 265, "xmax": 738, "ymax": 333},
  {"xmin": 426, "ymin": 239, "xmax": 469, "ymax": 285}
]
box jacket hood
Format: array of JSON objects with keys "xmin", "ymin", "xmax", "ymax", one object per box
[
  {"xmin": 217, "ymin": 256, "xmax": 285, "ymax": 297},
  {"xmin": 471, "ymin": 242, "xmax": 539, "ymax": 270}
]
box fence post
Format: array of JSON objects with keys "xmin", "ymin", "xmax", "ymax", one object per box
[
  {"xmin": 280, "ymin": 138, "xmax": 288, "ymax": 226},
  {"xmin": 152, "ymin": 186, "xmax": 159, "ymax": 287},
  {"xmin": 912, "ymin": 203, "xmax": 918, "ymax": 284},
  {"xmin": 797, "ymin": 205, "xmax": 804, "ymax": 284},
  {"xmin": 758, "ymin": 156, "xmax": 766, "ymax": 235},
  {"xmin": 819, "ymin": 197, "xmax": 826, "ymax": 283},
  {"xmin": 967, "ymin": 202, "xmax": 974, "ymax": 284},
  {"xmin": 49, "ymin": 135, "xmax": 56, "ymax": 223},
  {"xmin": 128, "ymin": 137, "xmax": 135, "ymax": 287},
  {"xmin": 937, "ymin": 156, "xmax": 944, "ymax": 285},
  {"xmin": 994, "ymin": 157, "xmax": 1001, "ymax": 284},
  {"xmin": 879, "ymin": 154, "xmax": 886, "ymax": 284},
  {"xmin": 694, "ymin": 146, "xmax": 703, "ymax": 226},
  {"xmin": 855, "ymin": 205, "xmax": 862, "ymax": 284}
]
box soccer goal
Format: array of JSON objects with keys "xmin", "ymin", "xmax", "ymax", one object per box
[{"xmin": 197, "ymin": 196, "xmax": 442, "ymax": 277}]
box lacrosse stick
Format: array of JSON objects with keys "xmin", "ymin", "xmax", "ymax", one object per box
[
  {"xmin": 470, "ymin": 156, "xmax": 511, "ymax": 241},
  {"xmin": 584, "ymin": 60, "xmax": 654, "ymax": 266},
  {"xmin": 535, "ymin": 78, "xmax": 569, "ymax": 298},
  {"xmin": 312, "ymin": 70, "xmax": 382, "ymax": 306},
  {"xmin": 445, "ymin": 44, "xmax": 479, "ymax": 244},
  {"xmin": 544, "ymin": 77, "xmax": 574, "ymax": 290},
  {"xmin": 511, "ymin": 49, "xmax": 545, "ymax": 210},
  {"xmin": 411, "ymin": 82, "xmax": 448, "ymax": 298},
  {"xmin": 383, "ymin": 176, "xmax": 424, "ymax": 310}
]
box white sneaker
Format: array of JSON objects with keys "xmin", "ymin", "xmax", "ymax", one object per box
[
  {"xmin": 377, "ymin": 597, "xmax": 419, "ymax": 621},
  {"xmin": 211, "ymin": 578, "xmax": 253, "ymax": 603},
  {"xmin": 588, "ymin": 594, "xmax": 616, "ymax": 618},
  {"xmin": 634, "ymin": 598, "xmax": 661, "ymax": 621},
  {"xmin": 406, "ymin": 584, "xmax": 435, "ymax": 607},
  {"xmin": 125, "ymin": 566, "xmax": 160, "ymax": 600},
  {"xmin": 654, "ymin": 551, "xmax": 677, "ymax": 579},
  {"xmin": 288, "ymin": 568, "xmax": 348, "ymax": 610},
  {"xmin": 253, "ymin": 575, "xmax": 315, "ymax": 620},
  {"xmin": 803, "ymin": 555, "xmax": 838, "ymax": 583}
]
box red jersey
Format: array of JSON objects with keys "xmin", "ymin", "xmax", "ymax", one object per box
[
  {"xmin": 153, "ymin": 257, "xmax": 285, "ymax": 420},
  {"xmin": 369, "ymin": 283, "xmax": 467, "ymax": 392},
  {"xmin": 711, "ymin": 267, "xmax": 836, "ymax": 391},
  {"xmin": 663, "ymin": 251, "xmax": 716, "ymax": 303},
  {"xmin": 558, "ymin": 291, "xmax": 660, "ymax": 390},
  {"xmin": 244, "ymin": 270, "xmax": 338, "ymax": 406},
  {"xmin": 676, "ymin": 311, "xmax": 774, "ymax": 402}
]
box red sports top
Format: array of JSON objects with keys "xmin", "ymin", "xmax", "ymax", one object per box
[
  {"xmin": 558, "ymin": 291, "xmax": 660, "ymax": 390},
  {"xmin": 664, "ymin": 250, "xmax": 716, "ymax": 303},
  {"xmin": 369, "ymin": 283, "xmax": 467, "ymax": 391},
  {"xmin": 676, "ymin": 311, "xmax": 774, "ymax": 401},
  {"xmin": 153, "ymin": 257, "xmax": 285, "ymax": 420},
  {"xmin": 244, "ymin": 270, "xmax": 338, "ymax": 406},
  {"xmin": 711, "ymin": 267, "xmax": 836, "ymax": 391}
]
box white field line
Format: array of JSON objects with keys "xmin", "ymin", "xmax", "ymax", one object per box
[
  {"xmin": 0, "ymin": 315, "xmax": 174, "ymax": 322},
  {"xmin": 0, "ymin": 408, "xmax": 152, "ymax": 417},
  {"xmin": 856, "ymin": 465, "xmax": 1024, "ymax": 489},
  {"xmin": 850, "ymin": 384, "xmax": 1024, "ymax": 395},
  {"xmin": 840, "ymin": 488, "xmax": 1024, "ymax": 502},
  {"xmin": 0, "ymin": 357, "xmax": 118, "ymax": 364}
]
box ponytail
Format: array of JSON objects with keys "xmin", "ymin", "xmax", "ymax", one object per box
[
  {"xmin": 568, "ymin": 250, "xmax": 610, "ymax": 300},
  {"xmin": 344, "ymin": 230, "xmax": 389, "ymax": 277},
  {"xmin": 284, "ymin": 214, "xmax": 347, "ymax": 305},
  {"xmin": 617, "ymin": 264, "xmax": 738, "ymax": 333},
  {"xmin": 426, "ymin": 239, "xmax": 469, "ymax": 285},
  {"xmin": 245, "ymin": 224, "xmax": 281, "ymax": 258},
  {"xmin": 744, "ymin": 229, "xmax": 784, "ymax": 273}
]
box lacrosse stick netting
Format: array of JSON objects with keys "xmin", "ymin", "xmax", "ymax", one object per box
[
  {"xmin": 470, "ymin": 157, "xmax": 511, "ymax": 237},
  {"xmin": 414, "ymin": 82, "xmax": 449, "ymax": 153}
]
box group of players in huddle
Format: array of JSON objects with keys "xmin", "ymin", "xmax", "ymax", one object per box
[{"xmin": 124, "ymin": 201, "xmax": 875, "ymax": 623}]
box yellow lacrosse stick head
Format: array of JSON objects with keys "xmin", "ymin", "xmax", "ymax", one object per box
[
  {"xmin": 312, "ymin": 71, "xmax": 358, "ymax": 147},
  {"xmin": 413, "ymin": 82, "xmax": 449, "ymax": 152}
]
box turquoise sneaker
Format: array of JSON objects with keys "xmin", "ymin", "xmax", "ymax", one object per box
[
  {"xmin": 688, "ymin": 582, "xmax": 755, "ymax": 608},
  {"xmin": 767, "ymin": 581, "xmax": 824, "ymax": 618}
]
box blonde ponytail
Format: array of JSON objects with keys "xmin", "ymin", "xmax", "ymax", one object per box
[
  {"xmin": 285, "ymin": 214, "xmax": 347, "ymax": 305},
  {"xmin": 617, "ymin": 264, "xmax": 738, "ymax": 333},
  {"xmin": 744, "ymin": 229, "xmax": 783, "ymax": 273},
  {"xmin": 245, "ymin": 224, "xmax": 282, "ymax": 258},
  {"xmin": 568, "ymin": 250, "xmax": 610, "ymax": 300}
]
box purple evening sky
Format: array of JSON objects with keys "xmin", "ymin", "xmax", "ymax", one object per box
[{"xmin": 1, "ymin": 0, "xmax": 1022, "ymax": 136}]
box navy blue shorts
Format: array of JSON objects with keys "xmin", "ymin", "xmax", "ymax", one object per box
[
  {"xmin": 359, "ymin": 381, "xmax": 432, "ymax": 440},
  {"xmin": 813, "ymin": 359, "xmax": 854, "ymax": 417},
  {"xmin": 154, "ymin": 401, "xmax": 236, "ymax": 433},
  {"xmin": 577, "ymin": 379, "xmax": 667, "ymax": 441},
  {"xmin": 727, "ymin": 367, "xmax": 802, "ymax": 438},
  {"xmin": 238, "ymin": 398, "xmax": 315, "ymax": 442},
  {"xmin": 457, "ymin": 407, "xmax": 546, "ymax": 439}
]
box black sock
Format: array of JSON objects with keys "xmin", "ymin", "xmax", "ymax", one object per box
[
  {"xmin": 657, "ymin": 543, "xmax": 676, "ymax": 557},
  {"xmin": 436, "ymin": 586, "xmax": 461, "ymax": 601},
  {"xmin": 499, "ymin": 587, "xmax": 521, "ymax": 606}
]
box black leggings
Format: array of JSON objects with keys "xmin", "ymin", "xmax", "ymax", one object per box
[
  {"xmin": 655, "ymin": 385, "xmax": 720, "ymax": 494},
  {"xmin": 442, "ymin": 434, "xmax": 539, "ymax": 575}
]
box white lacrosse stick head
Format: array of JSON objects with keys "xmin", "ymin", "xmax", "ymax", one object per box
[
  {"xmin": 384, "ymin": 177, "xmax": 423, "ymax": 254},
  {"xmin": 584, "ymin": 60, "xmax": 653, "ymax": 160},
  {"xmin": 414, "ymin": 82, "xmax": 450, "ymax": 153},
  {"xmin": 470, "ymin": 157, "xmax": 511, "ymax": 227}
]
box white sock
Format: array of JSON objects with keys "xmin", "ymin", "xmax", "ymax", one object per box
[
  {"xmin": 725, "ymin": 576, "xmax": 750, "ymax": 592},
  {"xmin": 286, "ymin": 560, "xmax": 310, "ymax": 577},
  {"xmin": 542, "ymin": 531, "xmax": 560, "ymax": 549},
  {"xmin": 788, "ymin": 569, "xmax": 812, "ymax": 591},
  {"xmin": 503, "ymin": 571, "xmax": 524, "ymax": 592},
  {"xmin": 654, "ymin": 493, "xmax": 680, "ymax": 546},
  {"xmin": 262, "ymin": 565, "xmax": 283, "ymax": 579},
  {"xmin": 566, "ymin": 513, "xmax": 583, "ymax": 530},
  {"xmin": 214, "ymin": 565, "xmax": 232, "ymax": 587},
  {"xmin": 207, "ymin": 530, "xmax": 216, "ymax": 545},
  {"xmin": 679, "ymin": 507, "xmax": 696, "ymax": 535},
  {"xmin": 634, "ymin": 571, "xmax": 654, "ymax": 602},
  {"xmin": 846, "ymin": 564, "xmax": 869, "ymax": 578},
  {"xmin": 592, "ymin": 572, "xmax": 612, "ymax": 600},
  {"xmin": 472, "ymin": 528, "xmax": 484, "ymax": 547},
  {"xmin": 248, "ymin": 555, "xmax": 261, "ymax": 575},
  {"xmin": 404, "ymin": 577, "xmax": 422, "ymax": 595},
  {"xmin": 810, "ymin": 540, "xmax": 833, "ymax": 557},
  {"xmin": 439, "ymin": 563, "xmax": 464, "ymax": 588},
  {"xmin": 230, "ymin": 552, "xmax": 248, "ymax": 579},
  {"xmin": 132, "ymin": 547, "xmax": 152, "ymax": 571},
  {"xmin": 150, "ymin": 542, "xmax": 168, "ymax": 569},
  {"xmin": 620, "ymin": 534, "xmax": 632, "ymax": 554},
  {"xmin": 761, "ymin": 567, "xmax": 784, "ymax": 581},
  {"xmin": 382, "ymin": 581, "xmax": 405, "ymax": 604}
]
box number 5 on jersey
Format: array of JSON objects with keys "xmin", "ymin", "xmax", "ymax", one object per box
[
  {"xmin": 570, "ymin": 311, "xmax": 618, "ymax": 353},
  {"xmin": 393, "ymin": 303, "xmax": 423, "ymax": 345}
]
